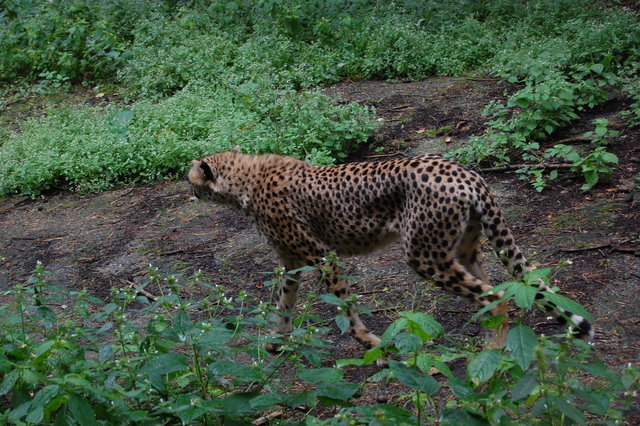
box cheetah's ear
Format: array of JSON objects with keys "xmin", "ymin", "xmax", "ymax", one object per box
[
  {"xmin": 231, "ymin": 145, "xmax": 241, "ymax": 154},
  {"xmin": 198, "ymin": 160, "xmax": 215, "ymax": 181}
]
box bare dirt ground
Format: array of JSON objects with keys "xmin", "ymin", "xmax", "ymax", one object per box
[{"xmin": 1, "ymin": 77, "xmax": 639, "ymax": 421}]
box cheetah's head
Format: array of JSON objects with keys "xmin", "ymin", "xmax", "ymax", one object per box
[{"xmin": 188, "ymin": 146, "xmax": 244, "ymax": 209}]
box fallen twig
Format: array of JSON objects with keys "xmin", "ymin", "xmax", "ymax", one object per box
[
  {"xmin": 125, "ymin": 280, "xmax": 157, "ymax": 300},
  {"xmin": 367, "ymin": 152, "xmax": 405, "ymax": 159},
  {"xmin": 358, "ymin": 289, "xmax": 388, "ymax": 295},
  {"xmin": 554, "ymin": 136, "xmax": 592, "ymax": 144},
  {"xmin": 480, "ymin": 163, "xmax": 573, "ymax": 173},
  {"xmin": 559, "ymin": 239, "xmax": 639, "ymax": 256},
  {"xmin": 252, "ymin": 410, "xmax": 283, "ymax": 425},
  {"xmin": 560, "ymin": 243, "xmax": 611, "ymax": 253},
  {"xmin": 0, "ymin": 196, "xmax": 30, "ymax": 215},
  {"xmin": 464, "ymin": 77, "xmax": 502, "ymax": 82}
]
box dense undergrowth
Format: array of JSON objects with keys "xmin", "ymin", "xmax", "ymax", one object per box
[
  {"xmin": 1, "ymin": 0, "xmax": 639, "ymax": 196},
  {"xmin": 1, "ymin": 262, "xmax": 638, "ymax": 424}
]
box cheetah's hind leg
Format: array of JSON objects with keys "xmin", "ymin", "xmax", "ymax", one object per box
[{"xmin": 455, "ymin": 215, "xmax": 509, "ymax": 349}]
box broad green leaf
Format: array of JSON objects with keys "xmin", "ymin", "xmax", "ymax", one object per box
[
  {"xmin": 514, "ymin": 97, "xmax": 530, "ymax": 108},
  {"xmin": 336, "ymin": 357, "xmax": 365, "ymax": 367},
  {"xmin": 512, "ymin": 284, "xmax": 538, "ymax": 309},
  {"xmin": 352, "ymin": 404, "xmax": 417, "ymax": 424},
  {"xmin": 8, "ymin": 401, "xmax": 31, "ymax": 424},
  {"xmin": 602, "ymin": 152, "xmax": 618, "ymax": 163},
  {"xmin": 481, "ymin": 314, "xmax": 505, "ymax": 330},
  {"xmin": 197, "ymin": 326, "xmax": 233, "ymax": 348},
  {"xmin": 591, "ymin": 63, "xmax": 604, "ymax": 74},
  {"xmin": 34, "ymin": 340, "xmax": 55, "ymax": 357},
  {"xmin": 511, "ymin": 373, "xmax": 537, "ymax": 401},
  {"xmin": 542, "ymin": 292, "xmax": 593, "ymax": 321},
  {"xmin": 583, "ymin": 170, "xmax": 599, "ymax": 189},
  {"xmin": 523, "ymin": 267, "xmax": 551, "ymax": 283},
  {"xmin": 301, "ymin": 347, "xmax": 324, "ymax": 367},
  {"xmin": 27, "ymin": 384, "xmax": 60, "ymax": 424},
  {"xmin": 44, "ymin": 395, "xmax": 67, "ymax": 420},
  {"xmin": 208, "ymin": 360, "xmax": 262, "ymax": 383},
  {"xmin": 440, "ymin": 408, "xmax": 488, "ymax": 425},
  {"xmin": 446, "ymin": 378, "xmax": 474, "ymax": 398},
  {"xmin": 566, "ymin": 151, "xmax": 581, "ymax": 162},
  {"xmin": 471, "ymin": 296, "xmax": 506, "ymax": 321},
  {"xmin": 578, "ymin": 357, "xmax": 617, "ymax": 380},
  {"xmin": 507, "ymin": 325, "xmax": 537, "ymax": 369},
  {"xmin": 34, "ymin": 306, "xmax": 56, "ymax": 326},
  {"xmin": 401, "ymin": 311, "xmax": 443, "ymax": 340},
  {"xmin": 319, "ymin": 293, "xmax": 347, "ymax": 307},
  {"xmin": 98, "ymin": 343, "xmax": 114, "ymax": 363},
  {"xmin": 287, "ymin": 265, "xmax": 316, "ymax": 274},
  {"xmin": 67, "ymin": 394, "xmax": 97, "ymax": 425},
  {"xmin": 379, "ymin": 318, "xmax": 407, "ymax": 346},
  {"xmin": 283, "ymin": 391, "xmax": 317, "ymax": 407},
  {"xmin": 0, "ymin": 371, "xmax": 19, "ymax": 396},
  {"xmin": 362, "ymin": 346, "xmax": 385, "ymax": 365},
  {"xmin": 480, "ymin": 281, "xmax": 519, "ymax": 297},
  {"xmin": 172, "ymin": 312, "xmax": 193, "ymax": 337},
  {"xmin": 172, "ymin": 394, "xmax": 210, "ymax": 424},
  {"xmin": 416, "ymin": 354, "xmax": 453, "ymax": 379},
  {"xmin": 389, "ymin": 360, "xmax": 439, "ymax": 394},
  {"xmin": 298, "ymin": 368, "xmax": 344, "ymax": 384},
  {"xmin": 595, "ymin": 126, "xmax": 608, "ymax": 136},
  {"xmin": 250, "ymin": 393, "xmax": 284, "ymax": 410},
  {"xmin": 316, "ymin": 382, "xmax": 359, "ymax": 401},
  {"xmin": 549, "ymin": 395, "xmax": 586, "ymax": 423},
  {"xmin": 467, "ymin": 350, "xmax": 502, "ymax": 383},
  {"xmin": 393, "ymin": 332, "xmax": 422, "ymax": 354},
  {"xmin": 219, "ymin": 393, "xmax": 255, "ymax": 416},
  {"xmin": 574, "ymin": 388, "xmax": 610, "ymax": 415},
  {"xmin": 140, "ymin": 353, "xmax": 188, "ymax": 391},
  {"xmin": 335, "ymin": 314, "xmax": 350, "ymax": 334}
]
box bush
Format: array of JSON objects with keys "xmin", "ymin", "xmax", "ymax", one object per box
[
  {"xmin": 449, "ymin": 9, "xmax": 640, "ymax": 190},
  {"xmin": 2, "ymin": 0, "xmax": 639, "ymax": 195},
  {"xmin": 0, "ymin": 85, "xmax": 374, "ymax": 196},
  {"xmin": 0, "ymin": 0, "xmax": 151, "ymax": 84}
]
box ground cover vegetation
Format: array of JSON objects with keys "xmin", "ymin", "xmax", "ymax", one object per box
[
  {"xmin": 1, "ymin": 0, "xmax": 639, "ymax": 423},
  {"xmin": 0, "ymin": 0, "xmax": 639, "ymax": 196},
  {"xmin": 2, "ymin": 262, "xmax": 638, "ymax": 424}
]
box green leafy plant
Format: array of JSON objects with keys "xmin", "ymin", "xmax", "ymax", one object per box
[
  {"xmin": 622, "ymin": 80, "xmax": 640, "ymax": 128},
  {"xmin": 319, "ymin": 268, "xmax": 639, "ymax": 424},
  {"xmin": 2, "ymin": 261, "xmax": 638, "ymax": 424},
  {"xmin": 542, "ymin": 119, "xmax": 619, "ymax": 191}
]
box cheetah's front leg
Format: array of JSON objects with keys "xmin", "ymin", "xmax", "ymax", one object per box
[
  {"xmin": 264, "ymin": 269, "xmax": 301, "ymax": 353},
  {"xmin": 321, "ymin": 262, "xmax": 381, "ymax": 350}
]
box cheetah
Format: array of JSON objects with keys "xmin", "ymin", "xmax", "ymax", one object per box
[{"xmin": 188, "ymin": 146, "xmax": 594, "ymax": 354}]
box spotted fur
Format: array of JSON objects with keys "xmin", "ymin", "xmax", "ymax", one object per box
[{"xmin": 188, "ymin": 147, "xmax": 594, "ymax": 352}]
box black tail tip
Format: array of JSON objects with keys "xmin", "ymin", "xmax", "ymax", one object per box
[{"xmin": 571, "ymin": 320, "xmax": 593, "ymax": 340}]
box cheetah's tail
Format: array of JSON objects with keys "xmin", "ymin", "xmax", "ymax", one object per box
[{"xmin": 475, "ymin": 191, "xmax": 595, "ymax": 340}]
